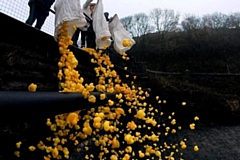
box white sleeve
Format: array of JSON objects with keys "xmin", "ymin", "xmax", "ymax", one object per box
[
  {"xmin": 92, "ymin": 0, "xmax": 112, "ymax": 49},
  {"xmin": 54, "ymin": 0, "xmax": 87, "ymax": 41},
  {"xmin": 82, "ymin": 0, "xmax": 93, "ymax": 9}
]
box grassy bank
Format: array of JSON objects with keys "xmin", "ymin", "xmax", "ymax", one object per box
[{"xmin": 148, "ymin": 73, "xmax": 240, "ymax": 126}]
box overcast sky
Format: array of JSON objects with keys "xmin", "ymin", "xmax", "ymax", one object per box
[
  {"xmin": 89, "ymin": 0, "xmax": 240, "ymax": 18},
  {"xmin": 1, "ymin": 0, "xmax": 240, "ymax": 35}
]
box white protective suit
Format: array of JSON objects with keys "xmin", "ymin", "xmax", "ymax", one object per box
[
  {"xmin": 82, "ymin": 0, "xmax": 93, "ymax": 20},
  {"xmin": 54, "ymin": 0, "xmax": 87, "ymax": 41},
  {"xmin": 109, "ymin": 14, "xmax": 136, "ymax": 55},
  {"xmin": 92, "ymin": 0, "xmax": 111, "ymax": 49},
  {"xmin": 82, "ymin": 0, "xmax": 94, "ymax": 32}
]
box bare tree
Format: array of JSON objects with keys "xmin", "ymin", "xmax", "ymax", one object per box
[
  {"xmin": 132, "ymin": 13, "xmax": 151, "ymax": 37},
  {"xmin": 201, "ymin": 14, "xmax": 212, "ymax": 29},
  {"xmin": 149, "ymin": 8, "xmax": 162, "ymax": 32},
  {"xmin": 162, "ymin": 9, "xmax": 180, "ymax": 32},
  {"xmin": 120, "ymin": 16, "xmax": 134, "ymax": 36},
  {"xmin": 150, "ymin": 8, "xmax": 180, "ymax": 34},
  {"xmin": 227, "ymin": 12, "xmax": 240, "ymax": 29},
  {"xmin": 181, "ymin": 14, "xmax": 202, "ymax": 31},
  {"xmin": 202, "ymin": 12, "xmax": 228, "ymax": 29}
]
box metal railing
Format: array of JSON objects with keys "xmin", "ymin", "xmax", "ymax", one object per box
[
  {"xmin": 0, "ymin": 3, "xmax": 151, "ymax": 160},
  {"xmin": 0, "ymin": 1, "xmax": 148, "ymax": 78},
  {"xmin": 0, "ymin": 91, "xmax": 116, "ymax": 123},
  {"xmin": 0, "ymin": 0, "xmax": 55, "ymax": 35},
  {"xmin": 147, "ymin": 69, "xmax": 240, "ymax": 77}
]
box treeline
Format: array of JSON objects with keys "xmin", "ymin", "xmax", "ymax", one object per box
[{"xmin": 120, "ymin": 8, "xmax": 240, "ymax": 73}]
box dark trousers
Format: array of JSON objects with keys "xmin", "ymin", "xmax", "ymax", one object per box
[
  {"xmin": 25, "ymin": 2, "xmax": 48, "ymax": 30},
  {"xmin": 86, "ymin": 25, "xmax": 96, "ymax": 49},
  {"xmin": 72, "ymin": 24, "xmax": 96, "ymax": 49},
  {"xmin": 72, "ymin": 28, "xmax": 87, "ymax": 48}
]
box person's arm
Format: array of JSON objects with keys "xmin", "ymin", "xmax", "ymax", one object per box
[{"xmin": 82, "ymin": 0, "xmax": 93, "ymax": 9}]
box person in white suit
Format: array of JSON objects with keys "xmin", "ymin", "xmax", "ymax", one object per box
[
  {"xmin": 72, "ymin": 0, "xmax": 96, "ymax": 48},
  {"xmin": 54, "ymin": 0, "xmax": 87, "ymax": 42}
]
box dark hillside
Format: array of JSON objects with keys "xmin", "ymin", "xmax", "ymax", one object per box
[
  {"xmin": 147, "ymin": 72, "xmax": 240, "ymax": 126},
  {"xmin": 129, "ymin": 28, "xmax": 240, "ymax": 73},
  {"xmin": 126, "ymin": 27, "xmax": 240, "ymax": 126}
]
